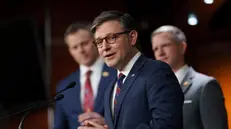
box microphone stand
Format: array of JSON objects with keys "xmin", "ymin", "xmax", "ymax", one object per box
[
  {"xmin": 0, "ymin": 94, "xmax": 64, "ymax": 129},
  {"xmin": 0, "ymin": 81, "xmax": 75, "ymax": 129},
  {"xmin": 18, "ymin": 111, "xmax": 30, "ymax": 129},
  {"xmin": 16, "ymin": 94, "xmax": 64, "ymax": 129}
]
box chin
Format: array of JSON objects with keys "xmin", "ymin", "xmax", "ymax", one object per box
[
  {"xmin": 160, "ymin": 59, "xmax": 168, "ymax": 64},
  {"xmin": 105, "ymin": 62, "xmax": 114, "ymax": 68},
  {"xmin": 83, "ymin": 60, "xmax": 93, "ymax": 66},
  {"xmin": 105, "ymin": 61, "xmax": 116, "ymax": 68}
]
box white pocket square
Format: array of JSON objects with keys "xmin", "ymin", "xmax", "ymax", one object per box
[{"xmin": 184, "ymin": 100, "xmax": 192, "ymax": 104}]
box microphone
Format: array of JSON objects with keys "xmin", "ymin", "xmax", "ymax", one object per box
[
  {"xmin": 0, "ymin": 94, "xmax": 64, "ymax": 120},
  {"xmin": 0, "ymin": 81, "xmax": 75, "ymax": 129},
  {"xmin": 55, "ymin": 81, "xmax": 76, "ymax": 95},
  {"xmin": 18, "ymin": 94, "xmax": 64, "ymax": 129}
]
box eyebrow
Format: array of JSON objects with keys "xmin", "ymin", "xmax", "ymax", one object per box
[{"xmin": 95, "ymin": 32, "xmax": 113, "ymax": 39}]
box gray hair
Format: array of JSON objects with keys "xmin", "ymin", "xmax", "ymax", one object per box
[{"xmin": 151, "ymin": 25, "xmax": 187, "ymax": 43}]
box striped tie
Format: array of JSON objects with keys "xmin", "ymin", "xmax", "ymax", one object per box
[{"xmin": 114, "ymin": 73, "xmax": 125, "ymax": 114}]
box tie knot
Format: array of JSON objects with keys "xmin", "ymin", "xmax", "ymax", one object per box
[
  {"xmin": 86, "ymin": 70, "xmax": 92, "ymax": 77},
  {"xmin": 118, "ymin": 73, "xmax": 125, "ymax": 82}
]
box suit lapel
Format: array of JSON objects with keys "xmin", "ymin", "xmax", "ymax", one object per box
[
  {"xmin": 105, "ymin": 77, "xmax": 117, "ymax": 129},
  {"xmin": 181, "ymin": 67, "xmax": 195, "ymax": 94},
  {"xmin": 114, "ymin": 55, "xmax": 147, "ymax": 127},
  {"xmin": 73, "ymin": 70, "xmax": 83, "ymax": 113},
  {"xmin": 94, "ymin": 64, "xmax": 116, "ymax": 112}
]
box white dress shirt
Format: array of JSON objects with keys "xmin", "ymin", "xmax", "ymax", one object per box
[
  {"xmin": 111, "ymin": 52, "xmax": 141, "ymax": 117},
  {"xmin": 80, "ymin": 57, "xmax": 104, "ymax": 107},
  {"xmin": 174, "ymin": 64, "xmax": 189, "ymax": 84}
]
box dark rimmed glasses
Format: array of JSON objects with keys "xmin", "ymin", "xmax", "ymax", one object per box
[{"xmin": 93, "ymin": 30, "xmax": 131, "ymax": 48}]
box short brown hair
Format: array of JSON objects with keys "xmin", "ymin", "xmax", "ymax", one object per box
[
  {"xmin": 91, "ymin": 10, "xmax": 137, "ymax": 34},
  {"xmin": 64, "ymin": 22, "xmax": 92, "ymax": 38}
]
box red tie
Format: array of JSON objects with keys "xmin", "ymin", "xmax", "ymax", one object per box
[{"xmin": 83, "ymin": 70, "xmax": 94, "ymax": 112}]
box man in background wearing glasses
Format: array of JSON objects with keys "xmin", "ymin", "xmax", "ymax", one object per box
[{"xmin": 78, "ymin": 10, "xmax": 184, "ymax": 129}]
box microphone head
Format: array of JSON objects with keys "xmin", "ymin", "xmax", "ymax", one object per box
[
  {"xmin": 55, "ymin": 94, "xmax": 64, "ymax": 101},
  {"xmin": 67, "ymin": 81, "xmax": 76, "ymax": 89}
]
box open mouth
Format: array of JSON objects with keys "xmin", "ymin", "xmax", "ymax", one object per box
[{"xmin": 105, "ymin": 53, "xmax": 115, "ymax": 59}]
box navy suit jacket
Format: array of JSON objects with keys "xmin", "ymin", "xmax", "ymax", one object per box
[
  {"xmin": 104, "ymin": 55, "xmax": 184, "ymax": 129},
  {"xmin": 53, "ymin": 64, "xmax": 116, "ymax": 129}
]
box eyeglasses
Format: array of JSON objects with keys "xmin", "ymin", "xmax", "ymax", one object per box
[{"xmin": 93, "ymin": 30, "xmax": 131, "ymax": 48}]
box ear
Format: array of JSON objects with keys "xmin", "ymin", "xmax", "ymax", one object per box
[
  {"xmin": 68, "ymin": 47, "xmax": 73, "ymax": 56},
  {"xmin": 180, "ymin": 42, "xmax": 187, "ymax": 55},
  {"xmin": 129, "ymin": 30, "xmax": 138, "ymax": 46}
]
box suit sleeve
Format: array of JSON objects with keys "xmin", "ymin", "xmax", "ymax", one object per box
[
  {"xmin": 136, "ymin": 64, "xmax": 184, "ymax": 129},
  {"xmin": 53, "ymin": 85, "xmax": 68, "ymax": 129},
  {"xmin": 200, "ymin": 79, "xmax": 228, "ymax": 129}
]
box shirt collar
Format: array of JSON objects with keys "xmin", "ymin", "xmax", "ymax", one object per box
[
  {"xmin": 117, "ymin": 52, "xmax": 141, "ymax": 77},
  {"xmin": 80, "ymin": 57, "xmax": 104, "ymax": 76},
  {"xmin": 174, "ymin": 64, "xmax": 189, "ymax": 84}
]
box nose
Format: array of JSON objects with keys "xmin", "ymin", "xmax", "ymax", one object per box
[
  {"xmin": 156, "ymin": 48, "xmax": 165, "ymax": 58},
  {"xmin": 101, "ymin": 40, "xmax": 110, "ymax": 51},
  {"xmin": 78, "ymin": 45, "xmax": 85, "ymax": 53}
]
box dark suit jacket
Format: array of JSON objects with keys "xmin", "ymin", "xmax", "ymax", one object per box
[
  {"xmin": 104, "ymin": 54, "xmax": 184, "ymax": 129},
  {"xmin": 181, "ymin": 67, "xmax": 228, "ymax": 129},
  {"xmin": 53, "ymin": 64, "xmax": 116, "ymax": 129}
]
